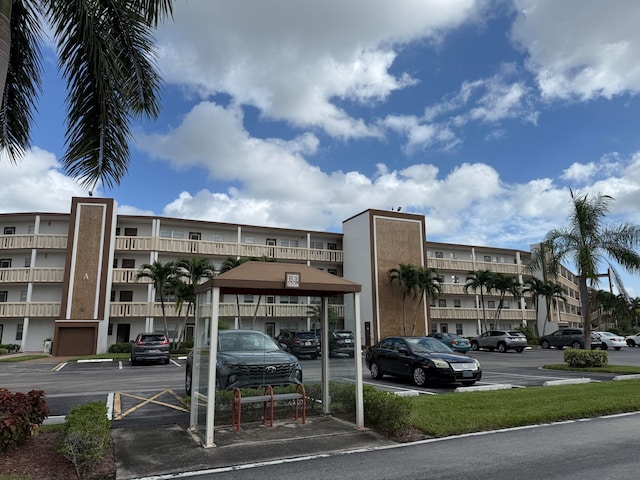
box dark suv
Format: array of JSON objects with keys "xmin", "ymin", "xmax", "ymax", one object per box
[
  {"xmin": 276, "ymin": 331, "xmax": 320, "ymax": 359},
  {"xmin": 539, "ymin": 328, "xmax": 600, "ymax": 350},
  {"xmin": 328, "ymin": 330, "xmax": 355, "ymax": 357},
  {"xmin": 130, "ymin": 333, "xmax": 171, "ymax": 365}
]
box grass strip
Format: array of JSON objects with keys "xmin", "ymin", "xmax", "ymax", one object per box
[
  {"xmin": 410, "ymin": 380, "xmax": 640, "ymax": 437},
  {"xmin": 543, "ymin": 364, "xmax": 640, "ymax": 374},
  {"xmin": 0, "ymin": 355, "xmax": 49, "ymax": 363}
]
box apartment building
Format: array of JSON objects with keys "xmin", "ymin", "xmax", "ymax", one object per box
[{"xmin": 0, "ymin": 197, "xmax": 582, "ymax": 355}]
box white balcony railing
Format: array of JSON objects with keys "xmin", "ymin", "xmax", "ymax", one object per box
[
  {"xmin": 427, "ymin": 257, "xmax": 524, "ymax": 275},
  {"xmin": 429, "ymin": 307, "xmax": 536, "ymax": 322},
  {"xmin": 0, "ymin": 302, "xmax": 61, "ymax": 318},
  {"xmin": 0, "ymin": 234, "xmax": 67, "ymax": 250},
  {"xmin": 0, "ymin": 268, "xmax": 65, "ymax": 283}
]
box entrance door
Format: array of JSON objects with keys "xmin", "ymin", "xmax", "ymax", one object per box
[{"xmin": 116, "ymin": 324, "xmax": 131, "ymax": 343}]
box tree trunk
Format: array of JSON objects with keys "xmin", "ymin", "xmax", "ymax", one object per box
[
  {"xmin": 0, "ymin": 0, "xmax": 11, "ymax": 108},
  {"xmin": 580, "ymin": 277, "xmax": 592, "ymax": 349}
]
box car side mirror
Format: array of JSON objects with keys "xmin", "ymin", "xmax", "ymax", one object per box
[{"xmin": 280, "ymin": 342, "xmax": 290, "ymax": 351}]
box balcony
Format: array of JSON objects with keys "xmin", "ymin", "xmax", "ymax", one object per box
[
  {"xmin": 430, "ymin": 307, "xmax": 537, "ymax": 322},
  {"xmin": 114, "ymin": 236, "xmax": 343, "ymax": 263},
  {"xmin": 0, "ymin": 234, "xmax": 67, "ymax": 250},
  {"xmin": 427, "ymin": 257, "xmax": 523, "ymax": 275},
  {"xmin": 0, "ymin": 302, "xmax": 61, "ymax": 318},
  {"xmin": 111, "ymin": 301, "xmax": 345, "ymax": 319},
  {"xmin": 0, "ymin": 267, "xmax": 65, "ymax": 284}
]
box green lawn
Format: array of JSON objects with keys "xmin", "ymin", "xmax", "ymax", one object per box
[{"xmin": 409, "ymin": 379, "xmax": 640, "ymax": 437}]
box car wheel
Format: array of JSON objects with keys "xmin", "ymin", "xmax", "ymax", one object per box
[
  {"xmin": 412, "ymin": 366, "xmax": 427, "ymax": 387},
  {"xmin": 541, "ymin": 340, "xmax": 550, "ymax": 349},
  {"xmin": 369, "ymin": 361, "xmax": 383, "ymax": 380},
  {"xmin": 470, "ymin": 342, "xmax": 479, "ymax": 351},
  {"xmin": 461, "ymin": 380, "xmax": 477, "ymax": 386},
  {"xmin": 627, "ymin": 339, "xmax": 636, "ymax": 347},
  {"xmin": 516, "ymin": 347, "xmax": 524, "ymax": 353},
  {"xmin": 601, "ymin": 343, "xmax": 608, "ymax": 350},
  {"xmin": 164, "ymin": 357, "xmax": 171, "ymax": 364},
  {"xmin": 185, "ymin": 366, "xmax": 192, "ymax": 396},
  {"xmin": 614, "ymin": 347, "xmax": 621, "ymax": 350},
  {"xmin": 497, "ymin": 343, "xmax": 507, "ymax": 353},
  {"xmin": 570, "ymin": 341, "xmax": 582, "ymax": 349}
]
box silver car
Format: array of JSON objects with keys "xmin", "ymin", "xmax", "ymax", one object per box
[{"xmin": 470, "ymin": 330, "xmax": 527, "ymax": 353}]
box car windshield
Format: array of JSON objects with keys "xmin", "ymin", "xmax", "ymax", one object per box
[
  {"xmin": 406, "ymin": 337, "xmax": 454, "ymax": 354},
  {"xmin": 218, "ymin": 332, "xmax": 281, "ymax": 352},
  {"xmin": 507, "ymin": 331, "xmax": 524, "ymax": 336},
  {"xmin": 296, "ymin": 332, "xmax": 317, "ymax": 340}
]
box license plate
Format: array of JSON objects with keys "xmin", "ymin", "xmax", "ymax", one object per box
[
  {"xmin": 462, "ymin": 371, "xmax": 473, "ymax": 378},
  {"xmin": 304, "ymin": 341, "xmax": 310, "ymax": 346}
]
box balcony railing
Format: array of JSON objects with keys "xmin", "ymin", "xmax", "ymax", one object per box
[
  {"xmin": 0, "ymin": 302, "xmax": 61, "ymax": 318},
  {"xmin": 0, "ymin": 234, "xmax": 67, "ymax": 250},
  {"xmin": 429, "ymin": 307, "xmax": 536, "ymax": 322},
  {"xmin": 427, "ymin": 257, "xmax": 524, "ymax": 275},
  {"xmin": 0, "ymin": 268, "xmax": 65, "ymax": 283},
  {"xmin": 111, "ymin": 302, "xmax": 344, "ymax": 319},
  {"xmin": 114, "ymin": 236, "xmax": 343, "ymax": 263}
]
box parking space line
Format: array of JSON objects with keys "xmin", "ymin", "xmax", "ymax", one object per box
[
  {"xmin": 113, "ymin": 389, "xmax": 189, "ymax": 420},
  {"xmin": 170, "ymin": 359, "xmax": 181, "ymax": 366},
  {"xmin": 52, "ymin": 362, "xmax": 67, "ymax": 372}
]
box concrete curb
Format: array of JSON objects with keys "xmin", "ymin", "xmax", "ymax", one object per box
[
  {"xmin": 454, "ymin": 384, "xmax": 512, "ymax": 392},
  {"xmin": 543, "ymin": 378, "xmax": 591, "ymax": 386}
]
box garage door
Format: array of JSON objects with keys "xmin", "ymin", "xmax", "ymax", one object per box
[{"xmin": 56, "ymin": 327, "xmax": 96, "ymax": 356}]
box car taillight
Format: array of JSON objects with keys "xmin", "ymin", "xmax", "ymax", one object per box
[
  {"xmin": 136, "ymin": 339, "xmax": 145, "ymax": 345},
  {"xmin": 451, "ymin": 340, "xmax": 458, "ymax": 345},
  {"xmin": 161, "ymin": 338, "xmax": 169, "ymax": 345}
]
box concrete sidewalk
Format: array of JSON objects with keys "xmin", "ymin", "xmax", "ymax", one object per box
[{"xmin": 112, "ymin": 415, "xmax": 396, "ymax": 479}]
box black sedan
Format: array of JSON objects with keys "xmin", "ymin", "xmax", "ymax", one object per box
[
  {"xmin": 365, "ymin": 336, "xmax": 482, "ymax": 387},
  {"xmin": 185, "ymin": 330, "xmax": 303, "ymax": 395}
]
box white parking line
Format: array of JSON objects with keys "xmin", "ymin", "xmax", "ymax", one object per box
[{"xmin": 107, "ymin": 392, "xmax": 114, "ymax": 420}]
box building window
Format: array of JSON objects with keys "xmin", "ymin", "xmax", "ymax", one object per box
[
  {"xmin": 435, "ymin": 251, "xmax": 444, "ymax": 258},
  {"xmin": 124, "ymin": 227, "xmax": 137, "ymax": 236},
  {"xmin": 20, "ymin": 290, "xmax": 27, "ymax": 302},
  {"xmin": 266, "ymin": 238, "xmax": 277, "ymax": 246},
  {"xmin": 0, "ymin": 291, "xmax": 7, "ymax": 302},
  {"xmin": 3, "ymin": 227, "xmax": 15, "ymax": 235},
  {"xmin": 438, "ymin": 299, "xmax": 447, "ymax": 307},
  {"xmin": 115, "ymin": 227, "xmax": 121, "ymax": 236},
  {"xmin": 160, "ymin": 229, "xmax": 183, "ymax": 239},
  {"xmin": 503, "ymin": 300, "xmax": 510, "ymax": 309},
  {"xmin": 0, "ymin": 259, "xmax": 11, "ymax": 268},
  {"xmin": 243, "ymin": 294, "xmax": 254, "ymax": 303},
  {"xmin": 487, "ymin": 300, "xmax": 495, "ymax": 308},
  {"xmin": 280, "ymin": 239, "xmax": 299, "ymax": 248},
  {"xmin": 449, "ymin": 252, "xmax": 458, "ymax": 259},
  {"xmin": 266, "ymin": 296, "xmax": 275, "ymax": 304},
  {"xmin": 16, "ymin": 324, "xmax": 23, "ymax": 341},
  {"xmin": 108, "ymin": 323, "xmax": 113, "ymax": 335},
  {"xmin": 430, "ymin": 298, "xmax": 436, "ymax": 307},
  {"xmin": 440, "ymin": 323, "xmax": 448, "ymax": 333},
  {"xmin": 310, "ymin": 240, "xmax": 323, "ymax": 249},
  {"xmin": 28, "ymin": 226, "xmax": 35, "ymax": 234},
  {"xmin": 456, "ymin": 323, "xmax": 463, "ymax": 335},
  {"xmin": 121, "ymin": 259, "xmax": 135, "ymax": 268},
  {"xmin": 280, "ymin": 296, "xmax": 299, "ymax": 304},
  {"xmin": 189, "ymin": 232, "xmax": 201, "ymax": 240},
  {"xmin": 24, "ymin": 257, "xmax": 31, "ymax": 267},
  {"xmin": 484, "ymin": 255, "xmax": 491, "ymax": 262},
  {"xmin": 214, "ymin": 234, "xmax": 225, "ymax": 242},
  {"xmin": 454, "ymin": 299, "xmax": 461, "ymax": 308},
  {"xmin": 119, "ymin": 291, "xmax": 133, "ymax": 302},
  {"xmin": 113, "ymin": 259, "xmax": 118, "ymax": 268},
  {"xmin": 244, "ymin": 236, "xmax": 255, "ymax": 244},
  {"xmin": 327, "ymin": 243, "xmax": 337, "ymax": 250}
]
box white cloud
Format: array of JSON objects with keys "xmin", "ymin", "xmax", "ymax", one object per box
[
  {"xmin": 512, "ymin": 0, "xmax": 640, "ymax": 100},
  {"xmin": 0, "ymin": 148, "xmax": 87, "ymax": 213}
]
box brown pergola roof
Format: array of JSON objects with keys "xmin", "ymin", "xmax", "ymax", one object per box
[{"xmin": 197, "ymin": 261, "xmax": 361, "ymax": 297}]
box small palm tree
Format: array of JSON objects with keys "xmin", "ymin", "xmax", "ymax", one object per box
[
  {"xmin": 545, "ymin": 191, "xmax": 640, "ymax": 348},
  {"xmin": 136, "ymin": 260, "xmax": 177, "ymax": 341},
  {"xmin": 464, "ymin": 270, "xmax": 495, "ymax": 333},
  {"xmin": 388, "ymin": 264, "xmax": 419, "ymax": 335},
  {"xmin": 491, "ymin": 273, "xmax": 522, "ymax": 327},
  {"xmin": 524, "ymin": 278, "xmax": 567, "ymax": 337},
  {"xmin": 0, "ymin": 1, "xmax": 174, "ymax": 189},
  {"xmin": 410, "ymin": 266, "xmax": 441, "ymax": 336}
]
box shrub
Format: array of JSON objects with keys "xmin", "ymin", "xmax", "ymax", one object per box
[
  {"xmin": 58, "ymin": 402, "xmax": 111, "ymax": 478},
  {"xmin": 516, "ymin": 325, "xmax": 536, "ymax": 343},
  {"xmin": 564, "ymin": 349, "xmax": 608, "ymax": 368},
  {"xmin": 0, "ymin": 389, "xmax": 49, "ymax": 451},
  {"xmin": 0, "ymin": 348, "xmax": 7, "ymax": 354},
  {"xmin": 107, "ymin": 342, "xmax": 131, "ymax": 354},
  {"xmin": 0, "ymin": 343, "xmax": 20, "ymax": 353},
  {"xmin": 363, "ymin": 385, "xmax": 412, "ymax": 437}
]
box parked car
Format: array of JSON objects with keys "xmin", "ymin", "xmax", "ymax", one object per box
[
  {"xmin": 428, "ymin": 332, "xmax": 471, "ymax": 353},
  {"xmin": 130, "ymin": 333, "xmax": 171, "ymax": 365},
  {"xmin": 276, "ymin": 331, "xmax": 320, "ymax": 359},
  {"xmin": 185, "ymin": 329, "xmax": 303, "ymax": 395},
  {"xmin": 626, "ymin": 332, "xmax": 640, "ymax": 347},
  {"xmin": 593, "ymin": 331, "xmax": 626, "ymax": 350},
  {"xmin": 470, "ymin": 330, "xmax": 527, "ymax": 353},
  {"xmin": 539, "ymin": 328, "xmax": 600, "ymax": 350},
  {"xmin": 328, "ymin": 330, "xmax": 356, "ymax": 357},
  {"xmin": 365, "ymin": 336, "xmax": 481, "ymax": 387}
]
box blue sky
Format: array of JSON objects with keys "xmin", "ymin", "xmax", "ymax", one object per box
[{"xmin": 3, "ymin": 0, "xmax": 640, "ymax": 297}]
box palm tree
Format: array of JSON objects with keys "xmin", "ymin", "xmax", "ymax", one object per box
[
  {"xmin": 410, "ymin": 266, "xmax": 441, "ymax": 336},
  {"xmin": 490, "ymin": 273, "xmax": 522, "ymax": 327},
  {"xmin": 524, "ymin": 278, "xmax": 567, "ymax": 337},
  {"xmin": 0, "ymin": 1, "xmax": 174, "ymax": 189},
  {"xmin": 136, "ymin": 260, "xmax": 177, "ymax": 341},
  {"xmin": 523, "ymin": 277, "xmax": 544, "ymax": 337},
  {"xmin": 388, "ymin": 264, "xmax": 419, "ymax": 335},
  {"xmin": 464, "ymin": 270, "xmax": 495, "ymax": 333},
  {"xmin": 172, "ymin": 257, "xmax": 215, "ymax": 347},
  {"xmin": 630, "ymin": 297, "xmax": 640, "ymax": 330},
  {"xmin": 545, "ymin": 191, "xmax": 640, "ymax": 348}
]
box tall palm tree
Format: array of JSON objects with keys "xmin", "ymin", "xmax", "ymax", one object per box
[
  {"xmin": 523, "ymin": 277, "xmax": 545, "ymax": 337},
  {"xmin": 0, "ymin": 0, "xmax": 173, "ymax": 189},
  {"xmin": 388, "ymin": 263, "xmax": 419, "ymax": 335},
  {"xmin": 172, "ymin": 257, "xmax": 215, "ymax": 347},
  {"xmin": 410, "ymin": 266, "xmax": 441, "ymax": 336},
  {"xmin": 545, "ymin": 191, "xmax": 640, "ymax": 348},
  {"xmin": 136, "ymin": 260, "xmax": 176, "ymax": 341},
  {"xmin": 464, "ymin": 270, "xmax": 495, "ymax": 333},
  {"xmin": 490, "ymin": 273, "xmax": 522, "ymax": 327}
]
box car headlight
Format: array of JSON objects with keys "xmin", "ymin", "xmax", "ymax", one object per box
[{"xmin": 432, "ymin": 359, "xmax": 449, "ymax": 368}]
